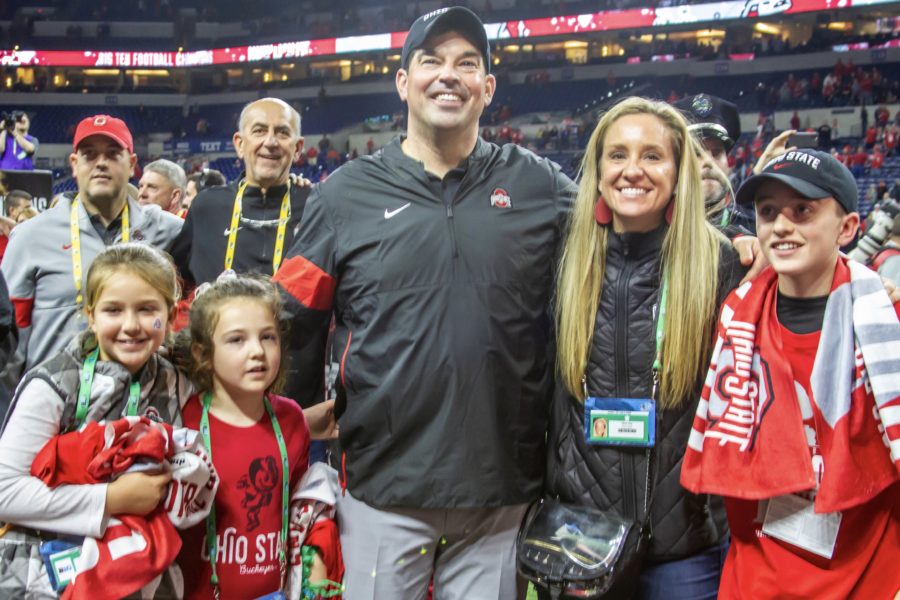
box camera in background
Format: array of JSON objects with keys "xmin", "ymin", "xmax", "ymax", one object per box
[
  {"xmin": 1, "ymin": 111, "xmax": 25, "ymax": 131},
  {"xmin": 849, "ymin": 197, "xmax": 900, "ymax": 263}
]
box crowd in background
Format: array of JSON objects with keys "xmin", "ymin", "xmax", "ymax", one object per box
[{"xmin": 0, "ymin": 4, "xmax": 899, "ymax": 600}]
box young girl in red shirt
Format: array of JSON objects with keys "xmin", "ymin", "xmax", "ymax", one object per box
[{"xmin": 176, "ymin": 273, "xmax": 341, "ymax": 599}]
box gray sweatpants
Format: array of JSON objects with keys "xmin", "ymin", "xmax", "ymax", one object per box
[{"xmin": 337, "ymin": 491, "xmax": 528, "ymax": 600}]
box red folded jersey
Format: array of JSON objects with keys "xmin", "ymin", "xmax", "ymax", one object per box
[{"xmin": 32, "ymin": 417, "xmax": 181, "ymax": 600}]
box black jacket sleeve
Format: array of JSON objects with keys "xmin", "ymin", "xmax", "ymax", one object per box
[
  {"xmin": 716, "ymin": 238, "xmax": 748, "ymax": 308},
  {"xmin": 273, "ymin": 185, "xmax": 337, "ymax": 408},
  {"xmin": 169, "ymin": 204, "xmax": 196, "ymax": 289}
]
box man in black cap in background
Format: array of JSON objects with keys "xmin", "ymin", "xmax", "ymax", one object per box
[
  {"xmin": 274, "ymin": 6, "xmax": 575, "ymax": 598},
  {"xmin": 674, "ymin": 93, "xmax": 756, "ymax": 232}
]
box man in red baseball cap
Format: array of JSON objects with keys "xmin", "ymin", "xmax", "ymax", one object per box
[
  {"xmin": 70, "ymin": 115, "xmax": 137, "ymax": 226},
  {"xmin": 72, "ymin": 114, "xmax": 134, "ymax": 152},
  {"xmin": 0, "ymin": 114, "xmax": 183, "ymax": 383}
]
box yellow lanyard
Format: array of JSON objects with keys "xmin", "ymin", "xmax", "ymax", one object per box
[
  {"xmin": 224, "ymin": 181, "xmax": 291, "ymax": 274},
  {"xmin": 70, "ymin": 197, "xmax": 130, "ymax": 306}
]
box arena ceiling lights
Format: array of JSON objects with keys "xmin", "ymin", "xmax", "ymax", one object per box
[{"xmin": 0, "ymin": 0, "xmax": 897, "ymax": 68}]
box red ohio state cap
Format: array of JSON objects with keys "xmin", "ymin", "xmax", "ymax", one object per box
[{"xmin": 73, "ymin": 114, "xmax": 134, "ymax": 153}]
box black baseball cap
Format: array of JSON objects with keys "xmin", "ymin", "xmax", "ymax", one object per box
[
  {"xmin": 401, "ymin": 7, "xmax": 490, "ymax": 73},
  {"xmin": 735, "ymin": 149, "xmax": 858, "ymax": 213},
  {"xmin": 672, "ymin": 94, "xmax": 741, "ymax": 151}
]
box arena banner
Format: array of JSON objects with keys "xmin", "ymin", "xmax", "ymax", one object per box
[
  {"xmin": 0, "ymin": 0, "xmax": 896, "ymax": 68},
  {"xmin": 1, "ymin": 169, "xmax": 54, "ymax": 211},
  {"xmin": 832, "ymin": 39, "xmax": 900, "ymax": 52},
  {"xmin": 162, "ymin": 138, "xmax": 234, "ymax": 155}
]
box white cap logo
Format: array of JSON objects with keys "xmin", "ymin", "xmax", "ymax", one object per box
[
  {"xmin": 423, "ymin": 7, "xmax": 449, "ymax": 21},
  {"xmin": 93, "ymin": 116, "xmax": 107, "ymax": 126}
]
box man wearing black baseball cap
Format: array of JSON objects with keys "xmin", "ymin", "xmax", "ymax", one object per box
[
  {"xmin": 273, "ymin": 5, "xmax": 578, "ymax": 598},
  {"xmin": 400, "ymin": 6, "xmax": 491, "ymax": 74},
  {"xmin": 673, "ymin": 94, "xmax": 741, "ymax": 152},
  {"xmin": 736, "ymin": 148, "xmax": 860, "ymax": 297},
  {"xmin": 396, "ymin": 6, "xmax": 494, "ymax": 151}
]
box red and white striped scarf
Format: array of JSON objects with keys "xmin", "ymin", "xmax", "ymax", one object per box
[{"xmin": 681, "ymin": 258, "xmax": 900, "ymax": 513}]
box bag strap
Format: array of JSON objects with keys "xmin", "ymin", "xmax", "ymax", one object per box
[
  {"xmin": 637, "ymin": 372, "xmax": 662, "ymax": 532},
  {"xmin": 638, "ymin": 277, "xmax": 669, "ymax": 530},
  {"xmin": 617, "ymin": 380, "xmax": 659, "ymax": 533},
  {"xmin": 871, "ymin": 247, "xmax": 900, "ymax": 271}
]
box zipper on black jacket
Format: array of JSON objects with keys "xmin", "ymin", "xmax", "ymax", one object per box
[
  {"xmin": 615, "ymin": 246, "xmax": 640, "ymax": 521},
  {"xmin": 261, "ymin": 199, "xmax": 276, "ymax": 263},
  {"xmin": 340, "ymin": 330, "xmax": 352, "ymax": 387},
  {"xmin": 445, "ymin": 203, "xmax": 459, "ymax": 258},
  {"xmin": 614, "ymin": 250, "xmax": 632, "ymax": 397}
]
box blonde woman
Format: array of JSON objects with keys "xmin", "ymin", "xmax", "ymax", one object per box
[{"xmin": 544, "ymin": 97, "xmax": 744, "ymax": 599}]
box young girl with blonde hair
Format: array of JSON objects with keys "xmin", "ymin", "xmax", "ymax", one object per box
[{"xmin": 0, "ymin": 243, "xmax": 191, "ymax": 595}]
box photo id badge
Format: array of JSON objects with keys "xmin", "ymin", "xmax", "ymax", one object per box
[
  {"xmin": 584, "ymin": 397, "xmax": 656, "ymax": 447},
  {"xmin": 39, "ymin": 540, "xmax": 81, "ymax": 591},
  {"xmin": 761, "ymin": 493, "xmax": 842, "ymax": 559}
]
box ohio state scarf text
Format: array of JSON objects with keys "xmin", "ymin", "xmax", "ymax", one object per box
[{"xmin": 681, "ymin": 258, "xmax": 900, "ymax": 513}]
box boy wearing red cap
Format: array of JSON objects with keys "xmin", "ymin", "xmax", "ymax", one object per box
[
  {"xmin": 1, "ymin": 115, "xmax": 183, "ymax": 385},
  {"xmin": 681, "ymin": 149, "xmax": 900, "ymax": 599}
]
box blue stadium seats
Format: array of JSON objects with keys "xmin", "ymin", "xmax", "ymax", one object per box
[
  {"xmin": 23, "ymin": 57, "xmax": 900, "ymax": 146},
  {"xmin": 28, "ymin": 105, "xmax": 182, "ymax": 144}
]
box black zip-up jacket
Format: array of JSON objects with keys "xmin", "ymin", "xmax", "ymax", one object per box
[
  {"xmin": 169, "ymin": 179, "xmax": 312, "ymax": 403},
  {"xmin": 275, "ymin": 137, "xmax": 576, "ymax": 508},
  {"xmin": 545, "ymin": 225, "xmax": 745, "ymax": 563},
  {"xmin": 171, "ymin": 179, "xmax": 310, "ymax": 288}
]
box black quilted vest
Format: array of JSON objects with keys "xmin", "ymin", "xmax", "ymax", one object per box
[
  {"xmin": 4, "ymin": 332, "xmax": 184, "ymax": 435},
  {"xmin": 545, "ymin": 225, "xmax": 744, "ymax": 563}
]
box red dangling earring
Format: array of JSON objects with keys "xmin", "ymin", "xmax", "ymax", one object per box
[
  {"xmin": 665, "ymin": 198, "xmax": 676, "ymax": 225},
  {"xmin": 595, "ymin": 195, "xmax": 612, "ymax": 225}
]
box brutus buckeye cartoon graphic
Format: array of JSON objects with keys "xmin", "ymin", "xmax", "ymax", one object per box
[{"xmin": 238, "ymin": 455, "xmax": 278, "ymax": 530}]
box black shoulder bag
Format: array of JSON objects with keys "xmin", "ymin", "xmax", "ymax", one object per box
[{"xmin": 516, "ymin": 447, "xmax": 653, "ymax": 599}]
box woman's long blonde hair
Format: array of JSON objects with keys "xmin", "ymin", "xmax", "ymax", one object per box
[{"xmin": 556, "ymin": 97, "xmax": 722, "ymax": 409}]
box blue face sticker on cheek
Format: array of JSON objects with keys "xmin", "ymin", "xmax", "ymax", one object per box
[{"xmin": 153, "ymin": 318, "xmax": 162, "ymax": 330}]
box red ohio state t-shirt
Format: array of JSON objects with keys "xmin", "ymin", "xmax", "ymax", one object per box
[
  {"xmin": 178, "ymin": 394, "xmax": 309, "ymax": 599},
  {"xmin": 720, "ymin": 325, "xmax": 900, "ymax": 600}
]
